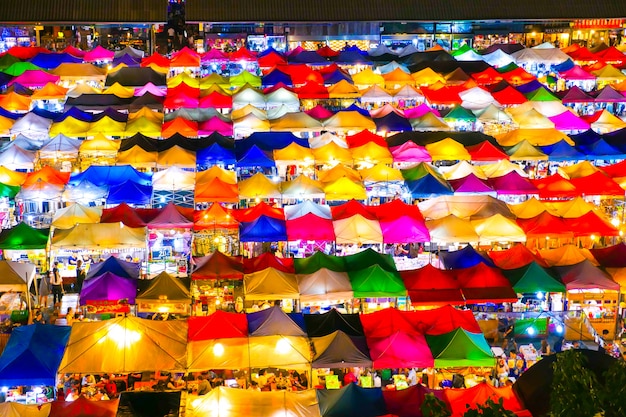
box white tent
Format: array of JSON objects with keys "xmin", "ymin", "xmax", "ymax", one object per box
[
  {"xmin": 9, "ymin": 113, "xmax": 52, "ymax": 140},
  {"xmin": 284, "ymin": 200, "xmax": 332, "ymax": 220},
  {"xmin": 481, "ymin": 49, "xmax": 515, "ymax": 67},
  {"xmin": 459, "ymin": 87, "xmax": 500, "ymax": 110}
]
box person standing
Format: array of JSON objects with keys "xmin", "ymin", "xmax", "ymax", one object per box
[
  {"xmin": 38, "ymin": 271, "xmax": 50, "ymax": 308},
  {"xmin": 75, "ymin": 259, "xmax": 86, "ymax": 295},
  {"xmin": 50, "ymin": 261, "xmax": 64, "ymax": 308}
]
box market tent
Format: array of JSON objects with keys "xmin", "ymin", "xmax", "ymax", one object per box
[
  {"xmin": 0, "ymin": 222, "xmax": 49, "ymax": 250},
  {"xmin": 502, "ymin": 261, "xmax": 565, "ymax": 294},
  {"xmin": 0, "ymin": 402, "xmax": 50, "ymax": 417},
  {"xmin": 244, "ymin": 267, "xmax": 299, "ymax": 300},
  {"xmin": 188, "ymin": 337, "xmax": 249, "ymax": 370},
  {"xmin": 383, "ymin": 384, "xmax": 445, "ymax": 417},
  {"xmin": 439, "ymin": 245, "xmax": 493, "ymax": 269},
  {"xmin": 516, "ymin": 211, "xmax": 573, "ymax": 239},
  {"xmin": 426, "ymin": 328, "xmax": 495, "ymax": 368},
  {"xmin": 371, "ymin": 199, "xmax": 430, "ymax": 243},
  {"xmin": 0, "ymin": 260, "xmax": 36, "ymax": 292},
  {"xmin": 539, "ymin": 245, "xmax": 598, "ymax": 267},
  {"xmin": 317, "ymin": 383, "xmax": 387, "ymax": 417},
  {"xmin": 247, "ymin": 306, "xmax": 306, "ymax": 336},
  {"xmin": 425, "ymin": 138, "xmax": 471, "ymax": 161},
  {"xmin": 239, "ymin": 216, "xmax": 288, "ymax": 242},
  {"xmin": 348, "ymin": 265, "xmax": 406, "ymax": 298},
  {"xmin": 238, "ymin": 172, "xmax": 281, "ymax": 199},
  {"xmin": 344, "ymin": 247, "xmax": 397, "ymax": 272},
  {"xmin": 287, "ymin": 213, "xmax": 336, "ymax": 242},
  {"xmin": 400, "ymin": 265, "xmax": 464, "ymax": 306},
  {"xmin": 79, "ymin": 271, "xmax": 137, "ymax": 305},
  {"xmin": 443, "ymin": 382, "xmax": 527, "ymax": 417},
  {"xmin": 311, "ymin": 331, "xmax": 372, "ymax": 368},
  {"xmin": 135, "ymin": 271, "xmax": 190, "ymax": 305},
  {"xmin": 297, "ymin": 268, "xmax": 353, "ymax": 303},
  {"xmin": 360, "ymin": 308, "xmax": 425, "ymax": 337},
  {"xmin": 304, "ymin": 309, "xmax": 364, "ymax": 337},
  {"xmin": 425, "ymin": 215, "xmax": 479, "ymax": 244},
  {"xmin": 590, "ymin": 243, "xmax": 626, "ymax": 267},
  {"xmin": 99, "ymin": 203, "xmax": 146, "ymax": 229},
  {"xmin": 471, "ymin": 213, "xmax": 527, "ymax": 243},
  {"xmin": 192, "ymin": 251, "xmax": 244, "ymax": 280},
  {"xmin": 70, "ymin": 165, "xmax": 151, "ymax": 187},
  {"xmin": 456, "ymin": 263, "xmax": 518, "ymax": 303},
  {"xmin": 294, "ymin": 251, "xmax": 347, "ymax": 274},
  {"xmin": 332, "ymin": 214, "xmax": 382, "ymax": 244},
  {"xmin": 52, "ymin": 223, "xmax": 146, "ymax": 250},
  {"xmin": 281, "ymin": 176, "xmax": 326, "ymax": 200},
  {"xmin": 243, "ymin": 252, "xmax": 294, "ymax": 274},
  {"xmin": 188, "ymin": 310, "xmax": 248, "ymax": 340},
  {"xmin": 418, "ymin": 194, "xmax": 513, "ymax": 220},
  {"xmin": 413, "ymin": 305, "xmax": 482, "ymax": 335},
  {"xmin": 248, "ymin": 334, "xmax": 311, "ymax": 369},
  {"xmin": 564, "ymin": 211, "xmax": 619, "ymax": 237},
  {"xmin": 285, "ymin": 200, "xmax": 332, "ymax": 220},
  {"xmin": 86, "ymin": 255, "xmax": 141, "ymax": 280},
  {"xmin": 51, "ymin": 203, "xmax": 102, "ymax": 229},
  {"xmin": 58, "ymin": 316, "xmax": 187, "ymax": 373},
  {"xmin": 147, "ymin": 202, "xmax": 193, "ymax": 229},
  {"xmin": 366, "ymin": 331, "xmax": 434, "ymax": 369},
  {"xmin": 0, "ymin": 324, "xmax": 71, "ymax": 386},
  {"xmin": 554, "ymin": 260, "xmax": 620, "ymax": 291},
  {"xmin": 49, "ymin": 397, "xmax": 119, "ymax": 417}
]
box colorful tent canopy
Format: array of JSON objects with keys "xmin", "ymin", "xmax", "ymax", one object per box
[{"xmin": 425, "ymin": 328, "xmax": 495, "ymax": 368}]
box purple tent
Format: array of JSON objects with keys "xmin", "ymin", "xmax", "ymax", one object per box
[
  {"xmin": 554, "ymin": 260, "xmax": 619, "ymax": 291},
  {"xmin": 79, "ymin": 271, "xmax": 138, "ymax": 305},
  {"xmin": 449, "ymin": 174, "xmax": 495, "ymax": 194},
  {"xmin": 488, "ymin": 171, "xmax": 538, "ymax": 195},
  {"xmin": 548, "ymin": 111, "xmax": 590, "ymax": 131}
]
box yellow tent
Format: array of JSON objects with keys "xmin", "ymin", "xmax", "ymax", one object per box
[
  {"xmin": 88, "ymin": 117, "xmax": 127, "ymax": 137},
  {"xmin": 352, "ymin": 68, "xmax": 385, "ymax": 88},
  {"xmin": 323, "ymin": 111, "xmax": 376, "ymax": 132},
  {"xmin": 244, "ymin": 267, "xmax": 300, "ymax": 300},
  {"xmin": 359, "ymin": 163, "xmax": 404, "ymax": 182},
  {"xmin": 238, "ymin": 172, "xmax": 282, "ymax": 199},
  {"xmin": 51, "ymin": 223, "xmax": 146, "ymax": 250},
  {"xmin": 412, "ymin": 67, "xmax": 446, "ymax": 85},
  {"xmin": 116, "ymin": 146, "xmax": 158, "ymax": 168},
  {"xmin": 591, "ymin": 64, "xmax": 626, "ymax": 83},
  {"xmin": 317, "ymin": 164, "xmax": 361, "ymax": 183},
  {"xmin": 153, "ymin": 166, "xmax": 196, "ymax": 191},
  {"xmin": 30, "ymin": 82, "xmax": 69, "ymax": 100},
  {"xmin": 128, "ymin": 107, "xmax": 164, "ymax": 123},
  {"xmin": 313, "ymin": 142, "xmax": 354, "ymax": 166},
  {"xmin": 589, "ymin": 110, "xmax": 626, "ymax": 133},
  {"xmin": 231, "ymin": 104, "xmax": 267, "ymax": 121},
  {"xmin": 201, "ymin": 83, "xmax": 232, "ymax": 96},
  {"xmin": 351, "ymin": 142, "xmax": 393, "ymax": 165},
  {"xmin": 479, "ymin": 159, "xmax": 527, "ymax": 178},
  {"xmin": 50, "ymin": 63, "xmax": 107, "ymax": 83},
  {"xmin": 333, "ymin": 214, "xmax": 383, "ymax": 244},
  {"xmin": 382, "ymin": 67, "xmax": 415, "ymax": 89},
  {"xmin": 0, "ymin": 166, "xmax": 26, "ymax": 186},
  {"xmin": 145, "ymin": 62, "xmax": 169, "ymax": 74},
  {"xmin": 0, "ymin": 116, "xmax": 14, "ymax": 136},
  {"xmin": 281, "ymin": 175, "xmax": 325, "ymax": 199},
  {"xmin": 509, "ymin": 197, "xmax": 553, "ymax": 219},
  {"xmin": 270, "ymin": 112, "xmax": 324, "ymax": 132},
  {"xmin": 509, "ymin": 108, "xmax": 555, "ymax": 129},
  {"xmin": 51, "ymin": 203, "xmax": 102, "ymax": 229},
  {"xmin": 167, "ymin": 72, "xmax": 200, "ymax": 88},
  {"xmin": 506, "ymin": 140, "xmax": 548, "ymax": 161},
  {"xmin": 248, "ymin": 335, "xmax": 311, "ymax": 369},
  {"xmin": 200, "ymin": 73, "xmax": 230, "ymax": 89},
  {"xmin": 418, "ymin": 195, "xmax": 513, "ymax": 220},
  {"xmin": 125, "ymin": 117, "xmax": 162, "ymax": 138},
  {"xmin": 106, "ymin": 63, "xmax": 128, "ymax": 74},
  {"xmin": 187, "ymin": 337, "xmax": 249, "ymax": 371},
  {"xmin": 324, "ymin": 177, "xmax": 367, "ymax": 200},
  {"xmin": 557, "ymin": 161, "xmax": 599, "ymax": 179},
  {"xmin": 425, "ymin": 138, "xmax": 471, "ymax": 161},
  {"xmin": 233, "ymin": 113, "xmax": 271, "ymax": 134},
  {"xmin": 102, "ymin": 82, "xmax": 135, "ymax": 98},
  {"xmin": 58, "ymin": 316, "xmax": 187, "ymax": 373},
  {"xmin": 546, "ymin": 197, "xmax": 599, "ymax": 218},
  {"xmin": 442, "ymin": 161, "xmax": 488, "ymax": 180},
  {"xmin": 79, "ymin": 133, "xmax": 121, "ymax": 153},
  {"xmin": 49, "ymin": 117, "xmax": 90, "ymax": 137},
  {"xmin": 538, "ymin": 245, "xmax": 599, "ymax": 266},
  {"xmin": 67, "ymin": 83, "xmax": 101, "ymax": 97},
  {"xmin": 410, "ymin": 112, "xmax": 451, "ymax": 131},
  {"xmin": 472, "ymin": 214, "xmax": 527, "ymax": 243},
  {"xmin": 158, "ymin": 145, "xmax": 196, "ymax": 168},
  {"xmin": 0, "ymin": 92, "xmax": 31, "ymax": 111},
  {"xmin": 328, "ymin": 80, "xmax": 361, "ymax": 99},
  {"xmin": 197, "ymin": 165, "xmax": 237, "ymax": 184},
  {"xmin": 274, "ymin": 143, "xmax": 315, "ymax": 165},
  {"xmin": 230, "ymin": 71, "xmax": 262, "ymax": 88},
  {"xmin": 425, "ymin": 214, "xmax": 479, "ymax": 243},
  {"xmin": 496, "ymin": 128, "xmax": 572, "ymax": 146}
]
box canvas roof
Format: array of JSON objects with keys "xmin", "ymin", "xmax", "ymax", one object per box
[
  {"xmin": 136, "ymin": 271, "xmax": 190, "ymax": 305},
  {"xmin": 426, "ymin": 328, "xmax": 495, "ymax": 368}
]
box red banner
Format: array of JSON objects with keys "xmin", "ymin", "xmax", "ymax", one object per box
[
  {"xmin": 574, "ymin": 19, "xmax": 625, "ymax": 29},
  {"xmin": 85, "ymin": 300, "xmax": 131, "ymax": 314}
]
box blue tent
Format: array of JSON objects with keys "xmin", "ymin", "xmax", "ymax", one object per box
[
  {"xmin": 261, "ymin": 69, "xmax": 292, "ymax": 87},
  {"xmin": 540, "ymin": 140, "xmax": 587, "ymax": 161},
  {"xmin": 236, "ymin": 145, "xmax": 276, "ymax": 169},
  {"xmin": 196, "ymin": 142, "xmax": 237, "ymax": 167},
  {"xmin": 70, "ymin": 165, "xmax": 152, "ymax": 187},
  {"xmin": 341, "ymin": 103, "xmax": 371, "ymax": 118},
  {"xmin": 239, "ymin": 215, "xmax": 287, "ymax": 242},
  {"xmin": 405, "ymin": 176, "xmax": 454, "ymax": 199},
  {"xmin": 0, "ymin": 73, "xmax": 14, "ymax": 89},
  {"xmin": 0, "ymin": 107, "xmax": 21, "ymax": 120},
  {"xmin": 112, "ymin": 54, "xmax": 141, "ymax": 67},
  {"xmin": 318, "ymin": 383, "xmax": 387, "ymax": 417},
  {"xmin": 29, "ymin": 52, "xmax": 82, "ymax": 69},
  {"xmin": 236, "ymin": 132, "xmax": 309, "ymax": 157},
  {"xmin": 92, "ymin": 107, "xmax": 129, "ymax": 123},
  {"xmin": 578, "ymin": 139, "xmax": 626, "ymax": 160},
  {"xmin": 515, "ymin": 80, "xmax": 545, "ymax": 94},
  {"xmin": 552, "ymin": 59, "xmax": 575, "ymax": 72},
  {"xmin": 374, "ymin": 112, "xmax": 413, "ymax": 132},
  {"xmin": 57, "ymin": 107, "xmax": 95, "ymax": 123},
  {"xmin": 322, "ymin": 70, "xmax": 353, "ymax": 85},
  {"xmin": 570, "ymin": 129, "xmax": 603, "ymax": 147},
  {"xmin": 439, "ymin": 245, "xmax": 494, "ymax": 269},
  {"xmin": 0, "ymin": 324, "xmax": 71, "ymax": 386},
  {"xmin": 31, "ymin": 107, "xmax": 63, "ymax": 121},
  {"xmin": 106, "ymin": 180, "xmax": 153, "ymax": 205},
  {"xmin": 87, "ymin": 256, "xmax": 141, "ymax": 280},
  {"xmin": 247, "ymin": 306, "xmax": 307, "ymax": 336},
  {"xmin": 334, "ymin": 50, "xmax": 372, "ymax": 65},
  {"xmin": 289, "ymin": 50, "xmax": 328, "ymax": 64}
]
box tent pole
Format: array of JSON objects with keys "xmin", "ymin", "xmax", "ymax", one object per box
[{"xmin": 26, "ymin": 273, "xmax": 32, "ymax": 323}]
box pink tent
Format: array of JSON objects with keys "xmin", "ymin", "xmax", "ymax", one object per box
[
  {"xmin": 559, "ymin": 65, "xmax": 596, "ymax": 80},
  {"xmin": 62, "ymin": 45, "xmax": 87, "ymax": 57},
  {"xmin": 8, "ymin": 70, "xmax": 60, "ymax": 88},
  {"xmin": 449, "ymin": 174, "xmax": 495, "ymax": 194},
  {"xmin": 198, "ymin": 117, "xmax": 234, "ymax": 137},
  {"xmin": 488, "ymin": 171, "xmax": 539, "ymax": 195},
  {"xmin": 305, "ymin": 104, "xmax": 335, "ymax": 120},
  {"xmin": 83, "ymin": 45, "xmax": 115, "ymax": 62},
  {"xmin": 201, "ymin": 48, "xmax": 228, "ymax": 63},
  {"xmin": 548, "ymin": 111, "xmax": 591, "ymax": 131},
  {"xmin": 403, "ymin": 103, "xmax": 441, "ymax": 118},
  {"xmin": 134, "ymin": 83, "xmax": 167, "ymax": 97},
  {"xmin": 367, "ymin": 332, "xmax": 434, "ymax": 368},
  {"xmin": 390, "ymin": 141, "xmax": 431, "ymax": 162},
  {"xmin": 286, "ymin": 213, "xmax": 336, "ymax": 241},
  {"xmin": 147, "ymin": 202, "xmax": 194, "ymax": 229}
]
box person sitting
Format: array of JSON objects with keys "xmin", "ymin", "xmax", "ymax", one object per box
[
  {"xmin": 66, "ymin": 307, "xmax": 75, "ymax": 326},
  {"xmin": 65, "ymin": 387, "xmax": 80, "ymax": 402},
  {"xmin": 91, "ymin": 388, "xmax": 109, "ymax": 401},
  {"xmin": 101, "ymin": 375, "xmax": 118, "ymax": 398},
  {"xmin": 495, "ymin": 357, "xmax": 509, "ymax": 387},
  {"xmin": 32, "ymin": 310, "xmax": 45, "ymax": 324},
  {"xmin": 196, "ymin": 375, "xmax": 211, "ymax": 395}
]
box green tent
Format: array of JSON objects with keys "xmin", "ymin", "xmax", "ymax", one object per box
[
  {"xmin": 294, "ymin": 250, "xmax": 346, "ymax": 274},
  {"xmin": 344, "ymin": 248, "xmax": 397, "ymax": 273},
  {"xmin": 401, "ymin": 162, "xmax": 445, "ymax": 182},
  {"xmin": 444, "ymin": 106, "xmax": 477, "ymax": 121},
  {"xmin": 426, "ymin": 328, "xmax": 495, "ymax": 368},
  {"xmin": 0, "ymin": 183, "xmax": 20, "ymax": 199},
  {"xmin": 502, "ymin": 261, "xmax": 565, "ymax": 294},
  {"xmin": 451, "ymin": 44, "xmax": 473, "ymax": 57},
  {"xmin": 0, "ymin": 54, "xmax": 21, "ymax": 71},
  {"xmin": 496, "ymin": 62, "xmax": 519, "ymax": 73},
  {"xmin": 524, "ymin": 87, "xmax": 560, "ymax": 101},
  {"xmin": 348, "ymin": 265, "xmax": 406, "ymax": 298},
  {"xmin": 0, "ymin": 222, "xmax": 50, "ymax": 250},
  {"xmin": 2, "ymin": 62, "xmax": 43, "ymax": 76}
]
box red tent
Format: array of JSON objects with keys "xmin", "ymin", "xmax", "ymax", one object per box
[
  {"xmin": 383, "ymin": 384, "xmax": 446, "ymax": 417},
  {"xmin": 147, "ymin": 202, "xmax": 194, "ymax": 229},
  {"xmin": 570, "ymin": 172, "xmax": 625, "ymax": 197},
  {"xmin": 489, "ymin": 243, "xmax": 548, "ymax": 269},
  {"xmin": 466, "ymin": 141, "xmax": 509, "ymax": 161},
  {"xmin": 243, "ymin": 252, "xmax": 295, "ymax": 274},
  {"xmin": 188, "ymin": 310, "xmax": 248, "ymax": 340},
  {"xmin": 199, "ymin": 91, "xmax": 233, "ymax": 108},
  {"xmin": 192, "ymin": 251, "xmax": 244, "ymax": 280},
  {"xmin": 532, "ymin": 175, "xmax": 580, "ymax": 199},
  {"xmin": 600, "ymin": 159, "xmax": 626, "ymax": 178},
  {"xmin": 421, "ymin": 85, "xmax": 462, "ymax": 105},
  {"xmin": 258, "ymin": 51, "xmax": 287, "ymax": 68},
  {"xmin": 100, "ymin": 202, "xmax": 146, "ymax": 228},
  {"xmin": 346, "ymin": 130, "xmax": 388, "ymax": 148},
  {"xmin": 470, "ymin": 67, "xmax": 504, "ymax": 85},
  {"xmin": 141, "ymin": 53, "xmax": 170, "ymax": 68},
  {"xmin": 490, "ymin": 85, "xmax": 528, "ymax": 105},
  {"xmin": 279, "ymin": 64, "xmax": 324, "ymax": 85},
  {"xmin": 169, "ymin": 47, "xmax": 201, "ymax": 67},
  {"xmin": 360, "ymin": 308, "xmax": 426, "ymax": 338},
  {"xmin": 234, "ymin": 202, "xmax": 285, "ymax": 222},
  {"xmin": 7, "ymin": 46, "xmax": 48, "ymax": 60},
  {"xmin": 456, "ymin": 263, "xmax": 518, "ymax": 303},
  {"xmin": 412, "ymin": 305, "xmax": 482, "ymax": 335},
  {"xmin": 567, "ymin": 46, "xmax": 599, "ymax": 62},
  {"xmin": 23, "ymin": 166, "xmax": 71, "ymax": 186},
  {"xmin": 500, "ymin": 67, "xmax": 536, "ymax": 85},
  {"xmin": 590, "ymin": 243, "xmax": 626, "ymax": 267},
  {"xmin": 564, "ymin": 211, "xmax": 620, "ymax": 237},
  {"xmin": 194, "ymin": 177, "xmax": 239, "ymax": 203},
  {"xmin": 306, "ymin": 104, "xmax": 335, "ymax": 119},
  {"xmin": 193, "ymin": 203, "xmax": 238, "ymax": 230},
  {"xmin": 400, "ymin": 264, "xmax": 464, "ymax": 306},
  {"xmin": 516, "ymin": 211, "xmax": 574, "ymax": 239},
  {"xmin": 49, "ymin": 396, "xmax": 119, "ymax": 417},
  {"xmin": 295, "ymin": 81, "xmax": 329, "ymax": 99},
  {"xmin": 366, "ymin": 331, "xmax": 434, "ymax": 368},
  {"xmin": 286, "ymin": 212, "xmax": 336, "ymax": 241},
  {"xmin": 331, "ymin": 200, "xmax": 377, "ymax": 221},
  {"xmin": 229, "ymin": 47, "xmax": 257, "ymax": 62},
  {"xmin": 168, "ymin": 82, "xmax": 200, "ymax": 98},
  {"xmin": 443, "ymin": 382, "xmax": 530, "ymax": 417}
]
